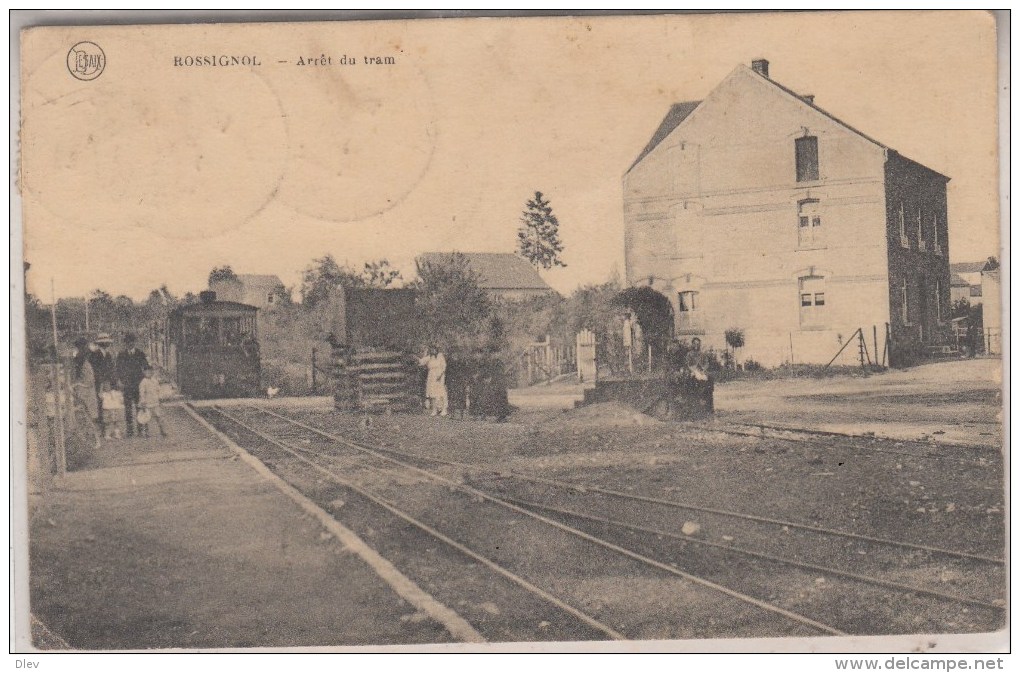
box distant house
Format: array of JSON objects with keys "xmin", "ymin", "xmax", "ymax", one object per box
[
  {"xmin": 417, "ymin": 252, "xmax": 555, "ymax": 301},
  {"xmin": 950, "ymin": 272, "xmax": 974, "ymax": 304},
  {"xmin": 982, "ymin": 268, "xmax": 1001, "ymax": 354},
  {"xmin": 209, "ymin": 274, "xmax": 287, "ymax": 310},
  {"xmin": 949, "ymin": 261, "xmax": 996, "ymax": 304}
]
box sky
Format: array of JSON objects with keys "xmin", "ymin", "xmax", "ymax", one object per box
[{"xmin": 18, "ymin": 11, "xmax": 1002, "ymax": 301}]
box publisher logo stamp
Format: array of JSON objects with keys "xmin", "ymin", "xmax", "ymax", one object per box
[{"xmin": 67, "ymin": 42, "xmax": 106, "ymax": 81}]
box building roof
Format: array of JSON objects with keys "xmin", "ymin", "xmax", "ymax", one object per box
[
  {"xmin": 950, "ymin": 272, "xmax": 971, "ymax": 287},
  {"xmin": 236, "ymin": 274, "xmax": 284, "ymax": 288},
  {"xmin": 628, "ymin": 101, "xmax": 701, "ymax": 172},
  {"xmin": 417, "ymin": 252, "xmax": 552, "ymax": 291},
  {"xmin": 211, "ymin": 274, "xmax": 285, "ymax": 289},
  {"xmin": 950, "ymin": 261, "xmax": 988, "ymax": 274},
  {"xmin": 628, "ymin": 63, "xmax": 948, "ymax": 180}
]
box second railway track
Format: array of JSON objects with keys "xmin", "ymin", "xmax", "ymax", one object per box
[{"xmin": 197, "ymin": 405, "xmax": 1004, "ymax": 640}]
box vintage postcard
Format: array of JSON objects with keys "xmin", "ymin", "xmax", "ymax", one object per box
[{"xmin": 13, "ymin": 10, "xmax": 1006, "ymax": 659}]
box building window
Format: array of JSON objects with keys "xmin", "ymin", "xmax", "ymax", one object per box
[
  {"xmin": 795, "ymin": 136, "xmax": 819, "ymax": 182},
  {"xmin": 900, "ymin": 278, "xmax": 911, "ymax": 324},
  {"xmin": 798, "ymin": 276, "xmax": 826, "ymax": 327},
  {"xmin": 916, "ymin": 204, "xmax": 926, "ymax": 251},
  {"xmin": 898, "ymin": 202, "xmax": 909, "ymax": 248},
  {"xmin": 267, "ymin": 293, "xmax": 275, "ymax": 304},
  {"xmin": 678, "ymin": 290, "xmax": 701, "ymax": 330},
  {"xmin": 932, "ymin": 213, "xmax": 943, "ymax": 255},
  {"xmin": 797, "ymin": 200, "xmax": 823, "ymax": 247},
  {"xmin": 934, "ymin": 279, "xmax": 942, "ymax": 322}
]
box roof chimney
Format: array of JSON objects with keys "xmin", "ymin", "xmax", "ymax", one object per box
[
  {"xmin": 751, "ymin": 59, "xmax": 769, "ymax": 78},
  {"xmin": 801, "ymin": 94, "xmax": 815, "ymax": 104}
]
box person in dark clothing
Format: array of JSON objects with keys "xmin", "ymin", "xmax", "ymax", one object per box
[
  {"xmin": 116, "ymin": 333, "xmax": 149, "ymax": 437},
  {"xmin": 472, "ymin": 355, "xmax": 510, "ymax": 422},
  {"xmin": 88, "ymin": 333, "xmax": 117, "ymax": 435},
  {"xmin": 72, "ymin": 336, "xmax": 89, "ymax": 379}
]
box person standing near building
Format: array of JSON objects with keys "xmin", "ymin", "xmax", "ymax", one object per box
[
  {"xmin": 685, "ymin": 337, "xmax": 714, "ymax": 413},
  {"xmin": 116, "ymin": 333, "xmax": 149, "ymax": 437},
  {"xmin": 418, "ymin": 346, "xmax": 448, "ymax": 417},
  {"xmin": 88, "ymin": 333, "xmax": 116, "ymax": 435}
]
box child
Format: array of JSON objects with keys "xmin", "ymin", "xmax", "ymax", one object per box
[
  {"xmin": 138, "ymin": 367, "xmax": 168, "ymax": 438},
  {"xmin": 101, "ymin": 385, "xmax": 124, "ymax": 439}
]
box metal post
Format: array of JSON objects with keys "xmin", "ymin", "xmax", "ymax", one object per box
[
  {"xmin": 311, "ymin": 347, "xmax": 317, "ymax": 392},
  {"xmin": 873, "ymin": 325, "xmax": 879, "ymax": 367}
]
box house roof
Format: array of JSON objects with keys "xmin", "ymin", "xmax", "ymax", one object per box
[
  {"xmin": 212, "ymin": 274, "xmax": 285, "ymax": 289},
  {"xmin": 236, "ymin": 274, "xmax": 284, "ymax": 288},
  {"xmin": 417, "ymin": 252, "xmax": 552, "ymax": 291},
  {"xmin": 950, "ymin": 273, "xmax": 971, "ymax": 287},
  {"xmin": 950, "ymin": 261, "xmax": 989, "ymax": 274},
  {"xmin": 628, "ymin": 63, "xmax": 948, "ymax": 181},
  {"xmin": 627, "ymin": 101, "xmax": 701, "ymax": 172}
]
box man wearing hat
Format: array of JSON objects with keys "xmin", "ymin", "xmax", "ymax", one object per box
[
  {"xmin": 116, "ymin": 333, "xmax": 150, "ymax": 437},
  {"xmin": 88, "ymin": 333, "xmax": 117, "ymax": 435}
]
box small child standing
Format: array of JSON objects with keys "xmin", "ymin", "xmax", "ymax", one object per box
[
  {"xmin": 101, "ymin": 385, "xmax": 124, "ymax": 439},
  {"xmin": 138, "ymin": 367, "xmax": 168, "ymax": 438}
]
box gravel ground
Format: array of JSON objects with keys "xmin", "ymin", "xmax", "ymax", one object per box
[{"xmin": 266, "ymin": 362, "xmax": 1005, "ymax": 640}]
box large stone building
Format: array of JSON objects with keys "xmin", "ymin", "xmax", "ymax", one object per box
[{"xmin": 624, "ymin": 59, "xmax": 951, "ymax": 366}]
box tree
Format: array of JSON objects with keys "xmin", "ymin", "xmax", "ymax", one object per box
[
  {"xmin": 300, "ymin": 254, "xmax": 365, "ymax": 308},
  {"xmin": 361, "ymin": 259, "xmax": 402, "ymax": 288},
  {"xmin": 517, "ymin": 191, "xmax": 566, "ymax": 269},
  {"xmin": 413, "ymin": 252, "xmax": 495, "ymax": 353},
  {"xmin": 724, "ymin": 328, "xmax": 746, "ymax": 369},
  {"xmin": 208, "ymin": 265, "xmax": 238, "ymax": 285}
]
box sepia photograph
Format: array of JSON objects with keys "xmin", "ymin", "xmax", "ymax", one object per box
[{"xmin": 11, "ymin": 9, "xmax": 1007, "ymax": 659}]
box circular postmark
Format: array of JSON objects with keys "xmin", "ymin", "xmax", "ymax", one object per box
[{"xmin": 66, "ymin": 41, "xmax": 106, "ymax": 81}]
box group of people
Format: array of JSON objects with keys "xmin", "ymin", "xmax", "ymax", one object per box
[
  {"xmin": 71, "ymin": 332, "xmax": 167, "ymax": 440},
  {"xmin": 417, "ymin": 346, "xmax": 511, "ymax": 422}
]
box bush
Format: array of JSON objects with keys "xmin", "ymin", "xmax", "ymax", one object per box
[{"xmin": 743, "ymin": 358, "xmax": 763, "ymax": 371}]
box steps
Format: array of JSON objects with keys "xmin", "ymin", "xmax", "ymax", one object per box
[{"xmin": 332, "ymin": 348, "xmax": 419, "ymax": 413}]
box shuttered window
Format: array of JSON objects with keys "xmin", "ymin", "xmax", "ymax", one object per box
[{"xmin": 795, "ymin": 136, "xmax": 819, "ymax": 182}]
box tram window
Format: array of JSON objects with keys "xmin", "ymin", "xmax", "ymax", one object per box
[
  {"xmin": 199, "ymin": 317, "xmax": 220, "ymax": 345},
  {"xmin": 222, "ymin": 317, "xmax": 242, "ymax": 345},
  {"xmin": 184, "ymin": 317, "xmax": 202, "ymax": 346}
]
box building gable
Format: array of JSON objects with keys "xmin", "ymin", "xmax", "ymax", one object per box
[{"xmin": 626, "ymin": 65, "xmax": 889, "ymax": 195}]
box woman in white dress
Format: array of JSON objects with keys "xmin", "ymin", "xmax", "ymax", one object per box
[{"xmin": 418, "ymin": 346, "xmax": 448, "ymax": 416}]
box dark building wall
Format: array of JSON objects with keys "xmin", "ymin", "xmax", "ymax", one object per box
[
  {"xmin": 329, "ymin": 287, "xmax": 420, "ymax": 351},
  {"xmin": 884, "ymin": 152, "xmax": 951, "ymax": 351}
]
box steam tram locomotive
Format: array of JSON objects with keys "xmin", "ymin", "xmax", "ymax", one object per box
[{"xmin": 151, "ymin": 291, "xmax": 261, "ymax": 399}]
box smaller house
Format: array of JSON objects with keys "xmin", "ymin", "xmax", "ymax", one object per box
[
  {"xmin": 949, "ymin": 261, "xmax": 995, "ymax": 304},
  {"xmin": 981, "ymin": 268, "xmax": 1001, "ymax": 355},
  {"xmin": 417, "ymin": 252, "xmax": 555, "ymax": 301},
  {"xmin": 950, "ymin": 272, "xmax": 973, "ymax": 304},
  {"xmin": 209, "ymin": 274, "xmax": 287, "ymax": 310}
]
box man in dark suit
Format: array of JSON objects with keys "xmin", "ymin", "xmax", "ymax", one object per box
[
  {"xmin": 116, "ymin": 333, "xmax": 149, "ymax": 437},
  {"xmin": 88, "ymin": 333, "xmax": 117, "ymax": 435}
]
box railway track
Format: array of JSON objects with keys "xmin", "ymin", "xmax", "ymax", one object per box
[
  {"xmin": 200, "ymin": 404, "xmax": 849, "ymax": 641},
  {"xmin": 681, "ymin": 419, "xmax": 1002, "ymax": 466},
  {"xmin": 199, "ymin": 405, "xmax": 1004, "ymax": 639}
]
